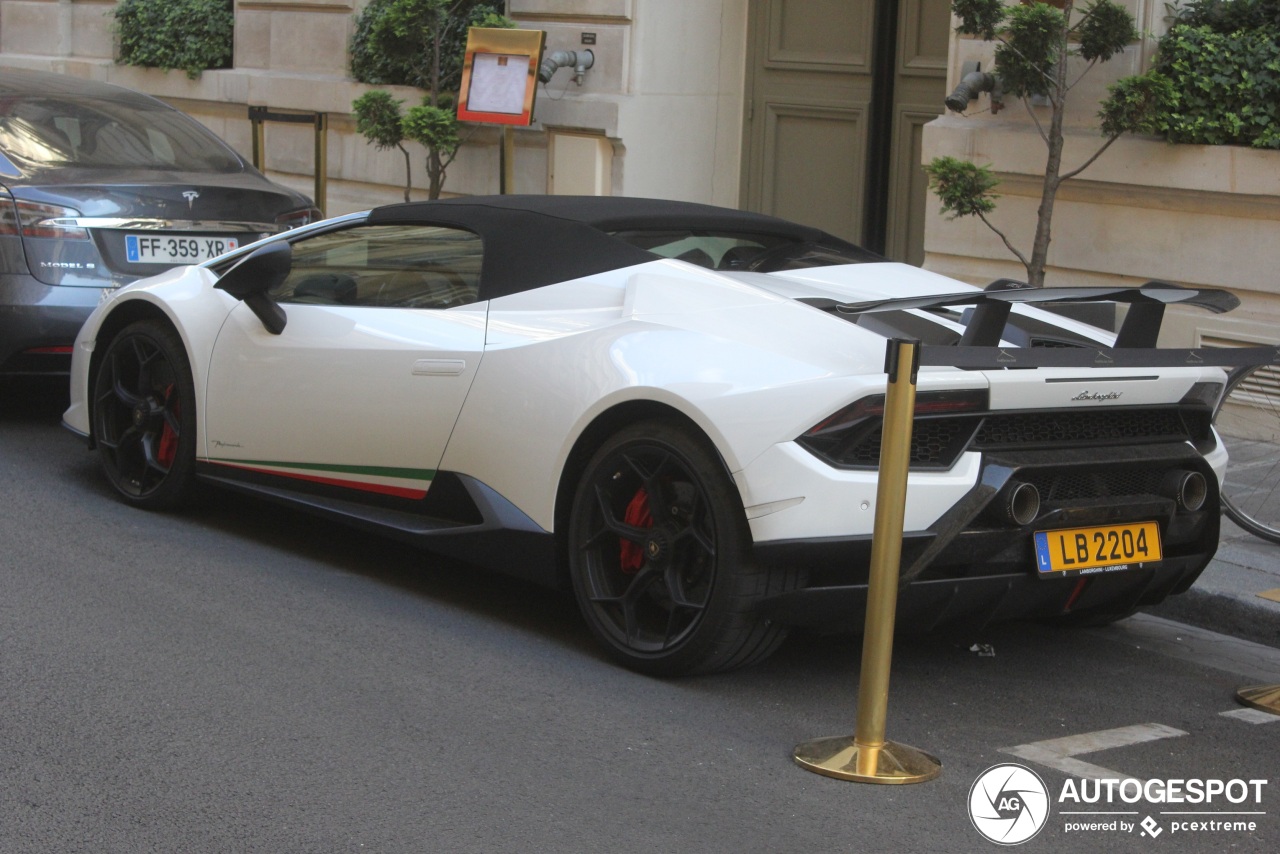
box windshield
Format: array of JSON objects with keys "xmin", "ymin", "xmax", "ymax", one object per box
[{"xmin": 0, "ymin": 95, "xmax": 242, "ymax": 172}]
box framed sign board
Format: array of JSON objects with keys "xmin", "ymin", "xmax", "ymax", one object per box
[{"xmin": 457, "ymin": 28, "xmax": 545, "ymax": 126}]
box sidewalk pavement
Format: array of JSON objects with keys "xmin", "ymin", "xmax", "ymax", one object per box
[{"xmin": 1144, "ymin": 516, "xmax": 1280, "ymax": 650}]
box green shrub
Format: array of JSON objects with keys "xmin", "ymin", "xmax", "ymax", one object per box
[
  {"xmin": 113, "ymin": 0, "xmax": 234, "ymax": 79},
  {"xmin": 1173, "ymin": 0, "xmax": 1280, "ymax": 31},
  {"xmin": 925, "ymin": 157, "xmax": 1000, "ymax": 219},
  {"xmin": 349, "ymin": 0, "xmax": 509, "ymax": 90},
  {"xmin": 927, "ymin": 0, "xmax": 1143, "ymax": 286},
  {"xmin": 349, "ymin": 0, "xmax": 514, "ymax": 200},
  {"xmin": 1152, "ymin": 6, "xmax": 1280, "ymax": 148}
]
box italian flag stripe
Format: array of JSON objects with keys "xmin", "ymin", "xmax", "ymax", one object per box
[{"xmin": 207, "ymin": 458, "xmax": 434, "ymax": 500}]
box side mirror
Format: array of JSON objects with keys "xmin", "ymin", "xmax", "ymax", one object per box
[{"xmin": 215, "ymin": 240, "xmax": 292, "ymax": 334}]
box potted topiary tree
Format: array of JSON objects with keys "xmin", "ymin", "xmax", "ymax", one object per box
[
  {"xmin": 925, "ymin": 0, "xmax": 1170, "ymax": 286},
  {"xmin": 349, "ymin": 0, "xmax": 513, "ymax": 200}
]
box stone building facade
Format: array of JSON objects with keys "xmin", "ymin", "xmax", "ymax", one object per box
[
  {"xmin": 925, "ymin": 0, "xmax": 1280, "ymax": 344},
  {"xmin": 1, "ymin": 0, "xmax": 1276, "ymax": 344}
]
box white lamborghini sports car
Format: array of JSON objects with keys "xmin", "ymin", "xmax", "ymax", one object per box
[{"xmin": 64, "ymin": 196, "xmax": 1235, "ymax": 675}]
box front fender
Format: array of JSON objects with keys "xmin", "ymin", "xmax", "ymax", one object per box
[{"xmin": 65, "ymin": 267, "xmax": 238, "ymax": 448}]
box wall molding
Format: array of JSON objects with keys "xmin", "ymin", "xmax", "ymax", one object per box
[{"xmin": 993, "ymin": 172, "xmax": 1280, "ymax": 222}]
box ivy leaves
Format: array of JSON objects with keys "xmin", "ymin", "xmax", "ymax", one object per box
[
  {"xmin": 113, "ymin": 0, "xmax": 233, "ymax": 80},
  {"xmin": 1152, "ymin": 22, "xmax": 1280, "ymax": 148}
]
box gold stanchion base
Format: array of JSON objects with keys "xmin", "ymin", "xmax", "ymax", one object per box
[
  {"xmin": 793, "ymin": 737, "xmax": 941, "ymax": 784},
  {"xmin": 1236, "ymin": 684, "xmax": 1280, "ymax": 715}
]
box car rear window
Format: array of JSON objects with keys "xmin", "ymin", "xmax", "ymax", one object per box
[
  {"xmin": 0, "ymin": 96, "xmax": 242, "ymax": 172},
  {"xmin": 608, "ymin": 228, "xmax": 881, "ymax": 272}
]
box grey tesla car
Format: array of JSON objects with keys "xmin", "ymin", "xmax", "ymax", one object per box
[{"xmin": 0, "ymin": 68, "xmax": 319, "ymax": 376}]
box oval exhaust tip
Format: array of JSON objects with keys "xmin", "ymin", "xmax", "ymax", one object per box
[
  {"xmin": 1178, "ymin": 471, "xmax": 1208, "ymax": 512},
  {"xmin": 1007, "ymin": 481, "xmax": 1040, "ymax": 527}
]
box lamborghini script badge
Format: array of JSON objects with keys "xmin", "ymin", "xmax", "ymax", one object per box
[{"xmin": 1072, "ymin": 390, "xmax": 1122, "ymax": 402}]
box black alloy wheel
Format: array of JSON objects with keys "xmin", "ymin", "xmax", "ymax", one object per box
[
  {"xmin": 92, "ymin": 319, "xmax": 198, "ymax": 509},
  {"xmin": 568, "ymin": 420, "xmax": 796, "ymax": 676}
]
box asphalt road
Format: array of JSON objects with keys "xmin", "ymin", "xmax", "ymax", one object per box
[{"xmin": 2, "ymin": 379, "xmax": 1278, "ymax": 853}]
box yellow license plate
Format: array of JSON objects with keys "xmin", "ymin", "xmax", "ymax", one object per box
[{"xmin": 1034, "ymin": 522, "xmax": 1162, "ymax": 576}]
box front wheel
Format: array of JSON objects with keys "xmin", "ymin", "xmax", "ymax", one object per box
[
  {"xmin": 567, "ymin": 421, "xmax": 796, "ymax": 676},
  {"xmin": 92, "ymin": 319, "xmax": 198, "ymax": 510}
]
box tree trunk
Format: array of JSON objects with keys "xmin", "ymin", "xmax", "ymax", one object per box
[
  {"xmin": 426, "ymin": 4, "xmax": 445, "ymax": 199},
  {"xmin": 399, "ymin": 144, "xmax": 412, "ymax": 203},
  {"xmin": 1028, "ymin": 127, "xmax": 1064, "ymax": 287},
  {"xmin": 427, "ymin": 148, "xmax": 444, "ymax": 200},
  {"xmin": 429, "ymin": 7, "xmax": 443, "ymax": 107},
  {"xmin": 1027, "ymin": 0, "xmax": 1075, "ymax": 288}
]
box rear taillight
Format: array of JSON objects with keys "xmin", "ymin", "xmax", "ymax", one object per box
[
  {"xmin": 797, "ymin": 388, "xmax": 989, "ymax": 470},
  {"xmin": 0, "ymin": 199, "xmax": 88, "ymax": 239},
  {"xmin": 802, "ymin": 388, "xmax": 988, "ymax": 440},
  {"xmin": 1180, "ymin": 381, "xmax": 1224, "ymax": 410},
  {"xmin": 275, "ymin": 207, "xmax": 323, "ymax": 230}
]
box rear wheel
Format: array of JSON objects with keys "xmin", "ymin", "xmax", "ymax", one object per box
[
  {"xmin": 568, "ymin": 421, "xmax": 795, "ymax": 675},
  {"xmin": 92, "ymin": 319, "xmax": 198, "ymax": 510}
]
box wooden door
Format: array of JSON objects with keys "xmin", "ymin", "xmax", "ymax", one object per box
[{"xmin": 742, "ymin": 0, "xmax": 947, "ymax": 263}]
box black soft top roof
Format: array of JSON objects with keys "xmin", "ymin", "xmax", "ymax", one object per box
[{"xmin": 367, "ymin": 195, "xmax": 860, "ymax": 299}]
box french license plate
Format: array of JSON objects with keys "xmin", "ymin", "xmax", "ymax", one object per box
[
  {"xmin": 125, "ymin": 234, "xmax": 238, "ymax": 264},
  {"xmin": 1034, "ymin": 521, "xmax": 1162, "ymax": 576}
]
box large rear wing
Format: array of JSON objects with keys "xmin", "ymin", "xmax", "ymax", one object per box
[{"xmin": 820, "ymin": 280, "xmax": 1278, "ymax": 371}]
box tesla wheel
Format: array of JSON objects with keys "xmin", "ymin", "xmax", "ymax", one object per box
[
  {"xmin": 568, "ymin": 421, "xmax": 796, "ymax": 676},
  {"xmin": 92, "ymin": 319, "xmax": 198, "ymax": 510}
]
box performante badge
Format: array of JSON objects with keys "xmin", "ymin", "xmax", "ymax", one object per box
[{"xmin": 969, "ymin": 763, "xmax": 1051, "ymax": 845}]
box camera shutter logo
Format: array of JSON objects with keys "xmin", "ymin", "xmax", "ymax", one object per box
[{"xmin": 969, "ymin": 763, "xmax": 1051, "ymax": 845}]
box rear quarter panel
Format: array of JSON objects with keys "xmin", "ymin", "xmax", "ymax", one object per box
[{"xmin": 441, "ymin": 261, "xmax": 985, "ymax": 533}]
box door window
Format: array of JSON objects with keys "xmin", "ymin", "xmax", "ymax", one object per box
[{"xmin": 272, "ymin": 224, "xmax": 483, "ymax": 309}]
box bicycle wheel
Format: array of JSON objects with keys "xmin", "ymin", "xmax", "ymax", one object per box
[{"xmin": 1215, "ymin": 363, "xmax": 1280, "ymax": 544}]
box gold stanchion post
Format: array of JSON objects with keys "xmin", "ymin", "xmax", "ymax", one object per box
[
  {"xmin": 793, "ymin": 338, "xmax": 942, "ymax": 784},
  {"xmin": 246, "ymin": 107, "xmax": 326, "ymax": 215},
  {"xmin": 251, "ymin": 112, "xmax": 265, "ymax": 171},
  {"xmin": 501, "ymin": 126, "xmax": 515, "ymax": 194},
  {"xmin": 1237, "ymin": 685, "xmax": 1280, "ymax": 715},
  {"xmin": 313, "ymin": 112, "xmax": 328, "ymax": 216}
]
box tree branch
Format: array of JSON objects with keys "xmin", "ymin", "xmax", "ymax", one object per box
[
  {"xmin": 1068, "ymin": 5, "xmax": 1094, "ymax": 36},
  {"xmin": 976, "ymin": 210, "xmax": 1031, "ymax": 269},
  {"xmin": 1068, "ymin": 59, "xmax": 1098, "ymax": 92},
  {"xmin": 397, "ymin": 143, "xmax": 411, "ymax": 203},
  {"xmin": 1058, "ymin": 131, "xmax": 1122, "ymax": 182},
  {"xmin": 995, "ymin": 35, "xmax": 1060, "ymax": 91},
  {"xmin": 1023, "ymin": 97, "xmax": 1050, "ymax": 146}
]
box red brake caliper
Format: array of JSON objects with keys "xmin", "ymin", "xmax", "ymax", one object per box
[
  {"xmin": 619, "ymin": 487, "xmax": 653, "ymax": 573},
  {"xmin": 157, "ymin": 384, "xmax": 180, "ymax": 468}
]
